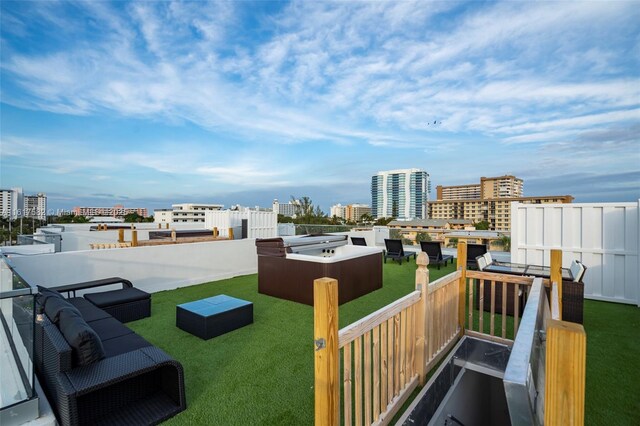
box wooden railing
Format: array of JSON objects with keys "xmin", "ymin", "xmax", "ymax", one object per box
[
  {"xmin": 424, "ymin": 270, "xmax": 461, "ymax": 372},
  {"xmin": 314, "ymin": 244, "xmax": 586, "ymax": 425},
  {"xmin": 463, "ymin": 270, "xmax": 536, "ymax": 344},
  {"xmin": 314, "ymin": 253, "xmax": 460, "ymax": 426},
  {"xmin": 545, "ymin": 251, "xmax": 587, "ymax": 425}
]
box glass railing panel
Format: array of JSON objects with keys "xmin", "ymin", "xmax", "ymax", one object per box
[{"xmin": 0, "ymin": 256, "xmax": 36, "ymax": 410}]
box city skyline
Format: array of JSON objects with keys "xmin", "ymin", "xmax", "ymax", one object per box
[{"xmin": 2, "ymin": 1, "xmax": 639, "ymax": 213}]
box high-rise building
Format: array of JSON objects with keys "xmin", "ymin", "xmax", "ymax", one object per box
[
  {"xmin": 24, "ymin": 193, "xmax": 47, "ymax": 220},
  {"xmin": 73, "ymin": 204, "xmax": 149, "ymax": 218},
  {"xmin": 272, "ymin": 199, "xmax": 300, "ymax": 218},
  {"xmin": 436, "ymin": 175, "xmax": 523, "ymax": 200},
  {"xmin": 429, "ymin": 175, "xmax": 570, "ymax": 231},
  {"xmin": 371, "ymin": 169, "xmax": 430, "ymax": 219},
  {"xmin": 330, "ymin": 203, "xmax": 371, "ymax": 221},
  {"xmin": 330, "ymin": 204, "xmax": 346, "ymax": 219},
  {"xmin": 0, "ymin": 187, "xmax": 24, "ymax": 219},
  {"xmin": 346, "ymin": 204, "xmax": 371, "ymax": 222}
]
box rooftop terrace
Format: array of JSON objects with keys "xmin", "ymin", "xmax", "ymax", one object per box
[
  {"xmin": 3, "ymin": 200, "xmax": 640, "ymax": 424},
  {"xmin": 119, "ymin": 261, "xmax": 637, "ymax": 425}
]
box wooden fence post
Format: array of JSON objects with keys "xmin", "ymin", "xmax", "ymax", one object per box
[
  {"xmin": 456, "ymin": 241, "xmax": 467, "ymax": 331},
  {"xmin": 545, "ymin": 320, "xmax": 586, "ymax": 425},
  {"xmin": 414, "ymin": 252, "xmax": 429, "ymax": 385},
  {"xmin": 314, "ymin": 278, "xmax": 339, "ymax": 426},
  {"xmin": 118, "ymin": 229, "xmax": 124, "ymax": 243},
  {"xmin": 550, "ymin": 249, "xmax": 563, "ymax": 319},
  {"xmin": 229, "ymin": 228, "xmax": 234, "ymax": 240},
  {"xmin": 131, "ymin": 230, "xmax": 138, "ymax": 247}
]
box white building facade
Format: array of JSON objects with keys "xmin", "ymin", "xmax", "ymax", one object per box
[
  {"xmin": 0, "ymin": 187, "xmax": 24, "ymax": 219},
  {"xmin": 154, "ymin": 203, "xmax": 224, "ymax": 224},
  {"xmin": 371, "ymin": 169, "xmax": 430, "ymax": 220},
  {"xmin": 330, "ymin": 204, "xmax": 346, "ymax": 219},
  {"xmin": 272, "ymin": 199, "xmax": 299, "ymax": 217},
  {"xmin": 24, "ymin": 193, "xmax": 47, "ymax": 220}
]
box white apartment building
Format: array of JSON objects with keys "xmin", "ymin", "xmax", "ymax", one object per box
[
  {"xmin": 436, "ymin": 175, "xmax": 524, "ymax": 201},
  {"xmin": 23, "ymin": 193, "xmax": 47, "ymax": 220},
  {"xmin": 154, "ymin": 203, "xmax": 224, "ymax": 224},
  {"xmin": 330, "ymin": 204, "xmax": 346, "ymax": 219},
  {"xmin": 330, "ymin": 203, "xmax": 372, "ymax": 221},
  {"xmin": 1, "ymin": 187, "xmax": 24, "ymax": 219},
  {"xmin": 371, "ymin": 169, "xmax": 430, "ymax": 220},
  {"xmin": 272, "ymin": 199, "xmax": 300, "ymax": 217}
]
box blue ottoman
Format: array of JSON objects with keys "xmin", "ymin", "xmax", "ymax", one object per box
[{"xmin": 176, "ymin": 295, "xmax": 253, "ymax": 340}]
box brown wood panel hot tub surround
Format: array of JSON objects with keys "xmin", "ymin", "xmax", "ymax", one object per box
[{"xmin": 256, "ymin": 236, "xmax": 383, "ymax": 306}]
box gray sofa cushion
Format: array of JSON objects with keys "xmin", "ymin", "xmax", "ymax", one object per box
[
  {"xmin": 58, "ymin": 308, "xmax": 105, "ymax": 366},
  {"xmin": 37, "ymin": 286, "xmax": 64, "ymax": 307},
  {"xmin": 69, "ymin": 297, "xmax": 112, "ymax": 322},
  {"xmin": 44, "ymin": 296, "xmax": 82, "ymax": 324}
]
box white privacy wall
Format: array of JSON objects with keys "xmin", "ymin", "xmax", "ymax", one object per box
[
  {"xmin": 511, "ymin": 201, "xmax": 640, "ymax": 306},
  {"xmin": 205, "ymin": 210, "xmax": 277, "ymax": 238},
  {"xmin": 9, "ymin": 239, "xmax": 258, "ymax": 294}
]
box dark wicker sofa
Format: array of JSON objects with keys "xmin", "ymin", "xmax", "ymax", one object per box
[{"xmin": 35, "ymin": 285, "xmax": 186, "ymax": 426}]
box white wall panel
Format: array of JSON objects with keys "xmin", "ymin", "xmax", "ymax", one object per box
[
  {"xmin": 9, "ymin": 239, "xmax": 258, "ymax": 294},
  {"xmin": 511, "ymin": 201, "xmax": 640, "ymax": 306}
]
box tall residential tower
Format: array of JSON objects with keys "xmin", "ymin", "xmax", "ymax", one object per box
[{"xmin": 371, "ymin": 169, "xmax": 430, "ymax": 220}]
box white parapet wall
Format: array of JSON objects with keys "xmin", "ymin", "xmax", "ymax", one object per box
[
  {"xmin": 9, "ymin": 239, "xmax": 258, "ymax": 294},
  {"xmin": 37, "ymin": 223, "xmax": 208, "ymax": 252},
  {"xmin": 205, "ymin": 210, "xmax": 277, "ymax": 239},
  {"xmin": 510, "ymin": 200, "xmax": 640, "ymax": 306}
]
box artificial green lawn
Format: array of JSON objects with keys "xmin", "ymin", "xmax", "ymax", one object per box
[{"xmin": 127, "ymin": 260, "xmax": 639, "ymax": 425}]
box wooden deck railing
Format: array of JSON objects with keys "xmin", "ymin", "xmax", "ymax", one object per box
[
  {"xmin": 314, "ymin": 244, "xmax": 586, "ymax": 425},
  {"xmin": 463, "ymin": 270, "xmax": 536, "ymax": 344},
  {"xmin": 314, "ymin": 253, "xmax": 461, "ymax": 426},
  {"xmin": 424, "ymin": 270, "xmax": 461, "ymax": 372}
]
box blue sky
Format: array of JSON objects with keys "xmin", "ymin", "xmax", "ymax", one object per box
[{"xmin": 1, "ymin": 0, "xmax": 639, "ymax": 214}]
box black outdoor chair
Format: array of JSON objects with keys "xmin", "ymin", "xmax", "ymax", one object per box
[
  {"xmin": 351, "ymin": 236, "xmax": 367, "ymax": 246},
  {"xmin": 383, "ymin": 239, "xmax": 417, "ymax": 265},
  {"xmin": 466, "ymin": 243, "xmax": 488, "ymax": 270},
  {"xmin": 420, "ymin": 241, "xmax": 453, "ymax": 270}
]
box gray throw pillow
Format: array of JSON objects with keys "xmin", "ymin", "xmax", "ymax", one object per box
[
  {"xmin": 44, "ymin": 297, "xmax": 81, "ymax": 324},
  {"xmin": 58, "ymin": 308, "xmax": 106, "ymax": 366},
  {"xmin": 37, "ymin": 286, "xmax": 64, "ymax": 307}
]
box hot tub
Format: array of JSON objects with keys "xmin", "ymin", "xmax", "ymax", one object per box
[{"xmin": 256, "ymin": 235, "xmax": 383, "ymax": 305}]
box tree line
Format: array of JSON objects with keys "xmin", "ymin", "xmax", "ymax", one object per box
[{"xmin": 278, "ymin": 196, "xmax": 394, "ymax": 226}]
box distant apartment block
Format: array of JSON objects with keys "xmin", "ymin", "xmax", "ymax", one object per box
[
  {"xmin": 428, "ymin": 195, "xmax": 573, "ymax": 231},
  {"xmin": 73, "ymin": 204, "xmax": 149, "ymax": 218},
  {"xmin": 430, "ymin": 175, "xmax": 569, "ymax": 231},
  {"xmin": 330, "ymin": 204, "xmax": 346, "ymax": 219},
  {"xmin": 24, "ymin": 193, "xmax": 47, "ymax": 220},
  {"xmin": 371, "ymin": 169, "xmax": 430, "ymax": 220},
  {"xmin": 436, "ymin": 175, "xmax": 523, "ymax": 200},
  {"xmin": 1, "ymin": 187, "xmax": 24, "ymax": 219},
  {"xmin": 272, "ymin": 199, "xmax": 300, "ymax": 218},
  {"xmin": 388, "ymin": 218, "xmax": 473, "ymax": 243},
  {"xmin": 154, "ymin": 203, "xmax": 224, "ymax": 224},
  {"xmin": 330, "ymin": 203, "xmax": 371, "ymax": 221}
]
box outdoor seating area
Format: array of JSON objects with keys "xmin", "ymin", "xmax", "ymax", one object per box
[
  {"xmin": 3, "ymin": 242, "xmax": 637, "ymax": 425},
  {"xmin": 34, "ymin": 282, "xmax": 186, "ymax": 426},
  {"xmin": 476, "ymin": 253, "xmax": 587, "ymax": 324}
]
